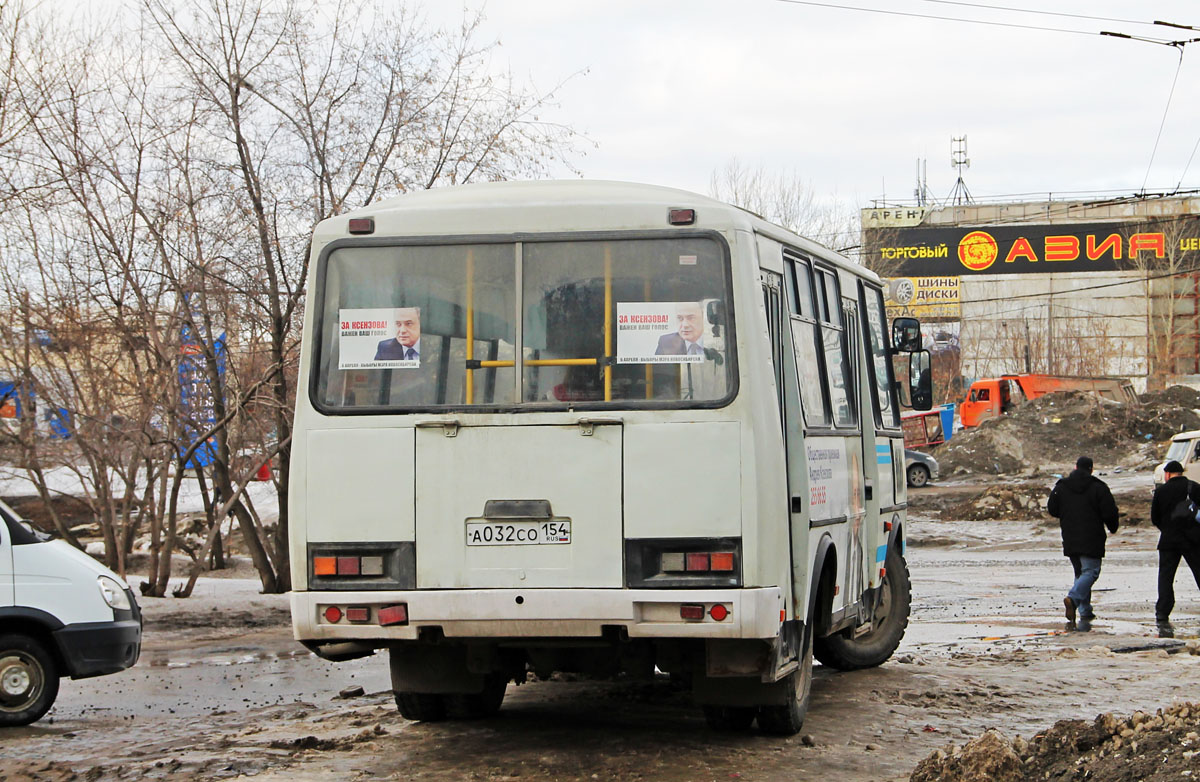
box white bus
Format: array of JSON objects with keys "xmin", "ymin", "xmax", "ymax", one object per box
[{"xmin": 289, "ymin": 181, "xmax": 931, "ymax": 734}]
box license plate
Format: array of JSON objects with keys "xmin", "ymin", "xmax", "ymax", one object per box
[{"xmin": 465, "ymin": 520, "xmax": 571, "ymax": 546}]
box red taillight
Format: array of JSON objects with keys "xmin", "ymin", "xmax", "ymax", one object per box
[
  {"xmin": 378, "ymin": 604, "xmax": 408, "ymax": 626},
  {"xmin": 346, "ymin": 606, "xmax": 370, "ymax": 623},
  {"xmin": 685, "ymin": 552, "xmax": 710, "ymax": 571},
  {"xmin": 337, "ymin": 557, "xmax": 360, "ymax": 576},
  {"xmin": 323, "ymin": 605, "xmax": 343, "ymax": 623},
  {"xmin": 313, "ymin": 556, "xmax": 337, "ymax": 576},
  {"xmin": 710, "ymin": 552, "xmax": 734, "ymax": 572},
  {"xmin": 680, "ymin": 604, "xmax": 705, "ymax": 620},
  {"xmin": 348, "ymin": 217, "xmax": 375, "ymax": 234},
  {"xmin": 668, "ymin": 208, "xmax": 696, "ymax": 225},
  {"xmin": 709, "ymin": 604, "xmax": 729, "ymax": 621}
]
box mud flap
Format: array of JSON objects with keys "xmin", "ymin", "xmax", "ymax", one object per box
[
  {"xmin": 389, "ymin": 644, "xmax": 485, "ymax": 694},
  {"xmin": 692, "ymin": 672, "xmax": 797, "ymax": 707}
]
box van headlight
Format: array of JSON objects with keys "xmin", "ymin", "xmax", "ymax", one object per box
[{"xmin": 97, "ymin": 576, "xmax": 131, "ymax": 610}]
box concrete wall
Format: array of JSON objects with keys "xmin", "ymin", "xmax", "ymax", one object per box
[{"xmin": 959, "ymin": 272, "xmax": 1148, "ymax": 390}]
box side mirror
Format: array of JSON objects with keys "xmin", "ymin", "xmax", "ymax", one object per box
[
  {"xmin": 706, "ymin": 299, "xmax": 724, "ymax": 337},
  {"xmin": 909, "ymin": 350, "xmax": 932, "ymax": 411},
  {"xmin": 892, "ymin": 317, "xmax": 921, "ymax": 352}
]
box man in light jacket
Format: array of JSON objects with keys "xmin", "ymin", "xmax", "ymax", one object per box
[{"xmin": 1047, "ymin": 456, "xmax": 1119, "ymax": 630}]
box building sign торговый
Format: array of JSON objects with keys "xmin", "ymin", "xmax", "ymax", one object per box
[{"xmin": 868, "ymin": 219, "xmax": 1200, "ymax": 276}]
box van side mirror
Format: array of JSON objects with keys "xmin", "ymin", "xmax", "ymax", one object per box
[
  {"xmin": 909, "ymin": 350, "xmax": 932, "ymax": 410},
  {"xmin": 892, "ymin": 317, "xmax": 921, "ymax": 352}
]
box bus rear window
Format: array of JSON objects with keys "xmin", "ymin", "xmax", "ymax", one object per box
[{"xmin": 311, "ymin": 236, "xmax": 735, "ymax": 411}]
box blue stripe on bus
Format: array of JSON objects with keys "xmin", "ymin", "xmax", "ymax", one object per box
[
  {"xmin": 876, "ymin": 444, "xmax": 892, "ymax": 464},
  {"xmin": 876, "ymin": 544, "xmax": 888, "ymax": 563}
]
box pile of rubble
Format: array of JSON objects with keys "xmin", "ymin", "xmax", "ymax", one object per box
[
  {"xmin": 911, "ymin": 699, "xmax": 1200, "ymax": 782},
  {"xmin": 936, "ymin": 386, "xmax": 1200, "ymax": 477}
]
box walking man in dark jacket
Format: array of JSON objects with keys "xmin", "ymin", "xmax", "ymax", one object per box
[
  {"xmin": 1149, "ymin": 460, "xmax": 1200, "ymax": 637},
  {"xmin": 1046, "ymin": 456, "xmax": 1119, "ymax": 630}
]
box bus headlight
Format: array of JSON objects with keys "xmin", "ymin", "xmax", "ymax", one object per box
[{"xmin": 97, "ymin": 576, "xmax": 132, "ymax": 610}]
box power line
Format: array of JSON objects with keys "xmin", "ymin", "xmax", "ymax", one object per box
[
  {"xmin": 963, "ymin": 263, "xmax": 1200, "ymax": 305},
  {"xmin": 771, "ymin": 0, "xmax": 1177, "ymax": 41},
  {"xmin": 917, "ymin": 1, "xmax": 1168, "ymax": 29},
  {"xmin": 1141, "ymin": 48, "xmax": 1188, "ymax": 195}
]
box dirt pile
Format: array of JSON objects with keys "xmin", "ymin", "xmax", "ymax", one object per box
[
  {"xmin": 911, "ymin": 702, "xmax": 1200, "ymax": 782},
  {"xmin": 937, "ymin": 387, "xmax": 1200, "ymax": 476},
  {"xmin": 939, "ymin": 484, "xmax": 1046, "ymax": 521}
]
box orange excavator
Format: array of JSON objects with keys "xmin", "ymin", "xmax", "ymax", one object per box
[{"xmin": 959, "ymin": 374, "xmax": 1138, "ymax": 427}]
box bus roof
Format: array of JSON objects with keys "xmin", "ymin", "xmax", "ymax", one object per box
[{"xmin": 317, "ymin": 180, "xmax": 868, "ymax": 280}]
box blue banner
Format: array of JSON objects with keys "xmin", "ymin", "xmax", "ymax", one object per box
[{"xmin": 178, "ymin": 322, "xmax": 226, "ymax": 469}]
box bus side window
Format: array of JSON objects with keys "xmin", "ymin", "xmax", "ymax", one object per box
[
  {"xmin": 813, "ymin": 267, "xmax": 855, "ymax": 428},
  {"xmin": 859, "ymin": 283, "xmax": 899, "ymax": 430},
  {"xmin": 784, "ymin": 255, "xmax": 830, "ymax": 427}
]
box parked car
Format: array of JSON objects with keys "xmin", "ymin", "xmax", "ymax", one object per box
[
  {"xmin": 905, "ymin": 449, "xmax": 939, "ymax": 488},
  {"xmin": 0, "ymin": 501, "xmax": 142, "ymax": 726}
]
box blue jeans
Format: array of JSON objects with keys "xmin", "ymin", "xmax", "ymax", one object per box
[{"xmin": 1068, "ymin": 555, "xmax": 1102, "ymax": 618}]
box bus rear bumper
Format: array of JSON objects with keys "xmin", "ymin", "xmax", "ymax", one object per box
[{"xmin": 291, "ymin": 587, "xmax": 784, "ymax": 645}]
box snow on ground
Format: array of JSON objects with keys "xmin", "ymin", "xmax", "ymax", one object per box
[{"xmin": 0, "ymin": 463, "xmax": 280, "ymax": 519}]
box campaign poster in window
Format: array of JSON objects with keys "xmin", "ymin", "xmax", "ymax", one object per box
[
  {"xmin": 616, "ymin": 302, "xmax": 705, "ymax": 364},
  {"xmin": 338, "ymin": 307, "xmax": 421, "ymax": 369}
]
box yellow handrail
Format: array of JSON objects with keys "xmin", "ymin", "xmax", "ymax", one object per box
[
  {"xmin": 604, "ymin": 245, "xmax": 612, "ymax": 402},
  {"xmin": 465, "ymin": 248, "xmax": 475, "ymax": 404}
]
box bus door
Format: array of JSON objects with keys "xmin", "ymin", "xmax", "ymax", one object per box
[
  {"xmin": 415, "ymin": 420, "xmax": 624, "ymax": 589},
  {"xmin": 840, "ymin": 299, "xmax": 868, "ymax": 617},
  {"xmin": 762, "ymin": 268, "xmax": 805, "ymax": 618}
]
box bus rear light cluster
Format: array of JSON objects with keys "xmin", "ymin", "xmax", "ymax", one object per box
[
  {"xmin": 378, "ymin": 604, "xmax": 409, "ymax": 626},
  {"xmin": 680, "ymin": 603, "xmax": 730, "ymax": 621},
  {"xmin": 661, "ymin": 551, "xmax": 735, "ymax": 573},
  {"xmin": 312, "ymin": 555, "xmax": 385, "ymax": 577},
  {"xmin": 319, "ymin": 604, "xmax": 403, "ymax": 625},
  {"xmin": 625, "ymin": 538, "xmax": 742, "ymax": 588}
]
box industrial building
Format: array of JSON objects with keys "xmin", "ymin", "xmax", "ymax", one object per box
[{"xmin": 861, "ymin": 194, "xmax": 1200, "ymax": 396}]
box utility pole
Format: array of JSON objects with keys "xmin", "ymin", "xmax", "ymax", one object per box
[{"xmin": 948, "ymin": 136, "xmax": 973, "ymax": 206}]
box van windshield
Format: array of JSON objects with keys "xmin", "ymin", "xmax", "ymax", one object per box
[
  {"xmin": 311, "ymin": 236, "xmax": 736, "ymax": 411},
  {"xmin": 1166, "ymin": 439, "xmax": 1190, "ymax": 462}
]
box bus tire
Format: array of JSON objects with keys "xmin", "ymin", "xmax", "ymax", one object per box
[
  {"xmin": 756, "ymin": 621, "xmax": 813, "ymax": 736},
  {"xmin": 814, "ymin": 547, "xmax": 911, "ymax": 671},
  {"xmin": 394, "ymin": 691, "xmax": 447, "ymax": 722},
  {"xmin": 703, "ymin": 705, "xmax": 756, "ymax": 731},
  {"xmin": 444, "ymin": 674, "xmax": 508, "ymax": 719},
  {"xmin": 0, "ymin": 633, "xmax": 60, "ymax": 727}
]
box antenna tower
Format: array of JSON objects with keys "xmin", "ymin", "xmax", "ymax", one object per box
[
  {"xmin": 914, "ymin": 158, "xmax": 934, "ymax": 207},
  {"xmin": 947, "ymin": 135, "xmax": 973, "ymax": 205}
]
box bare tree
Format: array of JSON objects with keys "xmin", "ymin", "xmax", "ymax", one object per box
[
  {"xmin": 137, "ymin": 0, "xmax": 581, "ymax": 593},
  {"xmin": 710, "ymin": 158, "xmax": 860, "ymax": 255}
]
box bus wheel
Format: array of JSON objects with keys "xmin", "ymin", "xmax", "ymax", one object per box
[
  {"xmin": 394, "ymin": 691, "xmax": 447, "ymax": 722},
  {"xmin": 756, "ymin": 622, "xmax": 813, "ymax": 736},
  {"xmin": 444, "ymin": 674, "xmax": 508, "ymax": 719},
  {"xmin": 814, "ymin": 547, "xmax": 911, "ymax": 671},
  {"xmin": 0, "ymin": 633, "xmax": 60, "ymax": 727},
  {"xmin": 703, "ymin": 705, "xmax": 756, "ymax": 731}
]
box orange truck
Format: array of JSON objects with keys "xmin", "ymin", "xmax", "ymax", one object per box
[{"xmin": 960, "ymin": 374, "xmax": 1138, "ymax": 427}]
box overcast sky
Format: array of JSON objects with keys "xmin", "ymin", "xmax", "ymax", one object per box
[{"xmin": 425, "ymin": 1, "xmax": 1200, "ymax": 209}]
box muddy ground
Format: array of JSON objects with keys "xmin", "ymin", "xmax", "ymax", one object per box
[{"xmin": 4, "ymin": 475, "xmax": 1200, "ymax": 781}]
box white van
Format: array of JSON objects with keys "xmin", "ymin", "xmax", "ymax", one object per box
[
  {"xmin": 1, "ymin": 500, "xmax": 141, "ymax": 726},
  {"xmin": 1156, "ymin": 429, "xmax": 1200, "ymax": 486}
]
